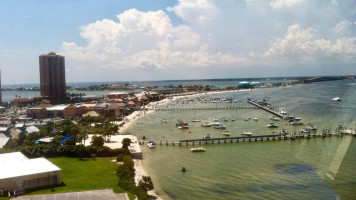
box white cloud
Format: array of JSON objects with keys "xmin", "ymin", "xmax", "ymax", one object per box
[
  {"xmin": 252, "ymin": 24, "xmax": 356, "ymax": 65},
  {"xmin": 270, "ymin": 0, "xmax": 305, "ymax": 8},
  {"xmin": 61, "ymin": 8, "xmax": 241, "ymax": 76},
  {"xmin": 167, "ymin": 0, "xmax": 217, "ymax": 25},
  {"xmin": 333, "ymin": 20, "xmax": 352, "ymax": 32}
]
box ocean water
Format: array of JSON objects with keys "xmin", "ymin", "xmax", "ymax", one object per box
[{"xmin": 126, "ymin": 79, "xmax": 356, "ymax": 200}]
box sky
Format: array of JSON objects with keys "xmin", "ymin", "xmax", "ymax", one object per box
[{"xmin": 0, "ymin": 0, "xmax": 355, "ymax": 84}]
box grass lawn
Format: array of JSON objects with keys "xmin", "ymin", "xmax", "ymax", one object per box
[{"xmin": 25, "ymin": 157, "xmax": 133, "ymax": 198}]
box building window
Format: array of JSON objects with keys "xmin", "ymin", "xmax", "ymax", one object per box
[
  {"xmin": 22, "ymin": 181, "xmax": 26, "ymax": 186},
  {"xmin": 40, "ymin": 178, "xmax": 44, "ymax": 183}
]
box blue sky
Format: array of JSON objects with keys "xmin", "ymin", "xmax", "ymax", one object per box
[{"xmin": 1, "ymin": 0, "xmax": 355, "ymax": 84}]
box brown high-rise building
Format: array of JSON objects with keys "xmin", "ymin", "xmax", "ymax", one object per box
[{"xmin": 39, "ymin": 52, "xmax": 66, "ymax": 100}]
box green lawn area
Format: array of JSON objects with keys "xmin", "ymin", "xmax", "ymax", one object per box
[{"xmin": 25, "ymin": 157, "xmax": 133, "ymax": 198}]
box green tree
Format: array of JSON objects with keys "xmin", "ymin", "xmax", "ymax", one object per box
[
  {"xmin": 91, "ymin": 135, "xmax": 104, "ymax": 147},
  {"xmin": 122, "ymin": 138, "xmax": 131, "ymax": 149},
  {"xmin": 138, "ymin": 176, "xmax": 154, "ymax": 192}
]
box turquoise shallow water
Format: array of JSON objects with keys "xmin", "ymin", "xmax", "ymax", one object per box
[{"xmin": 128, "ymin": 80, "xmax": 356, "ymax": 200}]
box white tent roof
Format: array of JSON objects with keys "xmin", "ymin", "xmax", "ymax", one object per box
[
  {"xmin": 0, "ymin": 133, "xmax": 10, "ymax": 148},
  {"xmin": 0, "ymin": 152, "xmax": 61, "ymax": 180}
]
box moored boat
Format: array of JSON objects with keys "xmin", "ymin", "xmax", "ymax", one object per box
[
  {"xmin": 191, "ymin": 147, "xmax": 206, "ymax": 152},
  {"xmin": 267, "ymin": 123, "xmax": 278, "ymax": 128},
  {"xmin": 222, "ymin": 131, "xmax": 231, "ymax": 136},
  {"xmin": 203, "ymin": 134, "xmax": 210, "ymax": 139},
  {"xmin": 241, "ymin": 131, "xmax": 252, "ymax": 136},
  {"xmin": 147, "ymin": 141, "xmax": 156, "ymax": 148},
  {"xmin": 214, "ymin": 124, "xmax": 226, "ymax": 129}
]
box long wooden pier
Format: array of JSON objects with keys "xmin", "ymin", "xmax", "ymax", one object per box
[
  {"xmin": 156, "ymin": 107, "xmax": 259, "ymax": 111},
  {"xmin": 139, "ymin": 132, "xmax": 351, "ymax": 146},
  {"xmin": 247, "ymin": 100, "xmax": 284, "ymax": 118}
]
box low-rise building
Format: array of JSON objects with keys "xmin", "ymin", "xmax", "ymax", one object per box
[{"xmin": 0, "ymin": 152, "xmax": 62, "ymax": 196}]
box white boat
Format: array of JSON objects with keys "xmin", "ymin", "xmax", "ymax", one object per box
[
  {"xmin": 306, "ymin": 125, "xmax": 317, "ymax": 130},
  {"xmin": 191, "ymin": 147, "xmax": 206, "ymax": 152},
  {"xmin": 192, "ymin": 119, "xmax": 201, "ymax": 122},
  {"xmin": 210, "ymin": 122, "xmax": 221, "ymax": 126},
  {"xmin": 280, "ymin": 129, "xmax": 288, "ymax": 135},
  {"xmin": 222, "ymin": 131, "xmax": 231, "ymax": 136},
  {"xmin": 161, "ymin": 119, "xmax": 168, "ymax": 123},
  {"xmin": 147, "ymin": 141, "xmax": 156, "ymax": 148},
  {"xmin": 203, "ymin": 134, "xmax": 211, "ymax": 139},
  {"xmin": 241, "ymin": 131, "xmax": 252, "ymax": 136},
  {"xmin": 279, "ymin": 108, "xmax": 287, "ymax": 115},
  {"xmin": 290, "ymin": 121, "xmax": 303, "ymax": 125},
  {"xmin": 267, "ymin": 123, "xmax": 278, "ymax": 128},
  {"xmin": 201, "ymin": 122, "xmax": 212, "ymax": 127},
  {"xmin": 214, "ymin": 124, "xmax": 226, "ymax": 129},
  {"xmin": 270, "ymin": 116, "xmax": 280, "ymax": 121},
  {"xmin": 301, "ymin": 128, "xmax": 310, "ymax": 133},
  {"xmin": 212, "ymin": 118, "xmax": 219, "ymax": 122},
  {"xmin": 332, "ymin": 97, "xmax": 341, "ymax": 101},
  {"xmin": 253, "ymin": 117, "xmax": 259, "ymax": 121},
  {"xmin": 178, "ymin": 126, "xmax": 190, "ymax": 129}
]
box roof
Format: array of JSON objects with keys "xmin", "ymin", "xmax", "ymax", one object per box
[
  {"xmin": 82, "ymin": 103, "xmax": 97, "ymax": 108},
  {"xmin": 26, "ymin": 126, "xmax": 39, "ymax": 134},
  {"xmin": 0, "ymin": 133, "xmax": 10, "ymax": 148},
  {"xmin": 108, "ymin": 92, "xmax": 128, "ymax": 95},
  {"xmin": 0, "ymin": 152, "xmax": 61, "ymax": 180},
  {"xmin": 46, "ymin": 105, "xmax": 68, "ymax": 111},
  {"xmin": 83, "ymin": 111, "xmax": 100, "ymax": 117},
  {"xmin": 12, "ymin": 98, "xmax": 33, "ymax": 103}
]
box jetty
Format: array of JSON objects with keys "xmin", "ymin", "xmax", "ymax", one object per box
[
  {"xmin": 247, "ymin": 99, "xmax": 284, "ymax": 118},
  {"xmin": 139, "ymin": 132, "xmax": 355, "ymax": 147},
  {"xmin": 156, "ymin": 107, "xmax": 259, "ymax": 111}
]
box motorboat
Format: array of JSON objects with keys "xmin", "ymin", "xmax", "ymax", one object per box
[
  {"xmin": 267, "ymin": 123, "xmax": 278, "ymax": 128},
  {"xmin": 212, "ymin": 118, "xmax": 219, "ymax": 122},
  {"xmin": 178, "ymin": 125, "xmax": 190, "ymax": 129},
  {"xmin": 301, "ymin": 128, "xmax": 310, "ymax": 133},
  {"xmin": 279, "ymin": 108, "xmax": 287, "ymax": 115},
  {"xmin": 306, "ymin": 125, "xmax": 317, "ymax": 130},
  {"xmin": 332, "ymin": 97, "xmax": 341, "ymax": 101},
  {"xmin": 270, "ymin": 116, "xmax": 280, "ymax": 121},
  {"xmin": 230, "ymin": 118, "xmax": 236, "ymax": 121},
  {"xmin": 210, "ymin": 122, "xmax": 221, "ymax": 126},
  {"xmin": 203, "ymin": 134, "xmax": 211, "ymax": 139},
  {"xmin": 243, "ymin": 118, "xmax": 250, "ymax": 121},
  {"xmin": 253, "ymin": 117, "xmax": 259, "ymax": 121},
  {"xmin": 291, "ymin": 121, "xmax": 303, "ymax": 125},
  {"xmin": 280, "ymin": 129, "xmax": 288, "ymax": 135},
  {"xmin": 290, "ymin": 118, "xmax": 303, "ymax": 125},
  {"xmin": 147, "ymin": 141, "xmax": 156, "ymax": 148},
  {"xmin": 201, "ymin": 122, "xmax": 212, "ymax": 127},
  {"xmin": 176, "ymin": 119, "xmax": 188, "ymax": 127},
  {"xmin": 241, "ymin": 131, "xmax": 252, "ymax": 136},
  {"xmin": 191, "ymin": 147, "xmax": 206, "ymax": 152},
  {"xmin": 221, "ymin": 117, "xmax": 229, "ymax": 121},
  {"xmin": 222, "ymin": 131, "xmax": 231, "ymax": 136},
  {"xmin": 192, "ymin": 119, "xmax": 201, "ymax": 122},
  {"xmin": 214, "ymin": 124, "xmax": 226, "ymax": 129},
  {"xmin": 161, "ymin": 119, "xmax": 168, "ymax": 123}
]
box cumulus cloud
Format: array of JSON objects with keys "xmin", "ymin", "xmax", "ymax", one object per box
[
  {"xmin": 167, "ymin": 0, "xmax": 217, "ymax": 25},
  {"xmin": 61, "ymin": 8, "xmax": 240, "ymax": 76},
  {"xmin": 270, "ymin": 0, "xmax": 305, "ymax": 8},
  {"xmin": 60, "ymin": 1, "xmax": 356, "ymax": 81},
  {"xmin": 333, "ymin": 20, "xmax": 352, "ymax": 32},
  {"xmin": 252, "ymin": 24, "xmax": 356, "ymax": 65}
]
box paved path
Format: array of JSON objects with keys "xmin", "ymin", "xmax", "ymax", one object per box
[{"xmin": 12, "ymin": 189, "xmax": 129, "ymax": 200}]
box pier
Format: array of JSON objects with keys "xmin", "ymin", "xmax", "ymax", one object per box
[
  {"xmin": 156, "ymin": 107, "xmax": 259, "ymax": 111},
  {"xmin": 247, "ymin": 100, "xmax": 284, "ymax": 118},
  {"xmin": 139, "ymin": 132, "xmax": 354, "ymax": 147}
]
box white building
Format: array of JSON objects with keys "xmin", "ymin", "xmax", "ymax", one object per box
[{"xmin": 0, "ymin": 152, "xmax": 62, "ymax": 196}]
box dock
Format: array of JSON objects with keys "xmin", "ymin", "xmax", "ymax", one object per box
[
  {"xmin": 139, "ymin": 132, "xmax": 353, "ymax": 147},
  {"xmin": 156, "ymin": 107, "xmax": 259, "ymax": 111},
  {"xmin": 247, "ymin": 100, "xmax": 284, "ymax": 118}
]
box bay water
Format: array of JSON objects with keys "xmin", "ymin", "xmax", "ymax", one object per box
[{"xmin": 126, "ymin": 79, "xmax": 356, "ymax": 200}]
